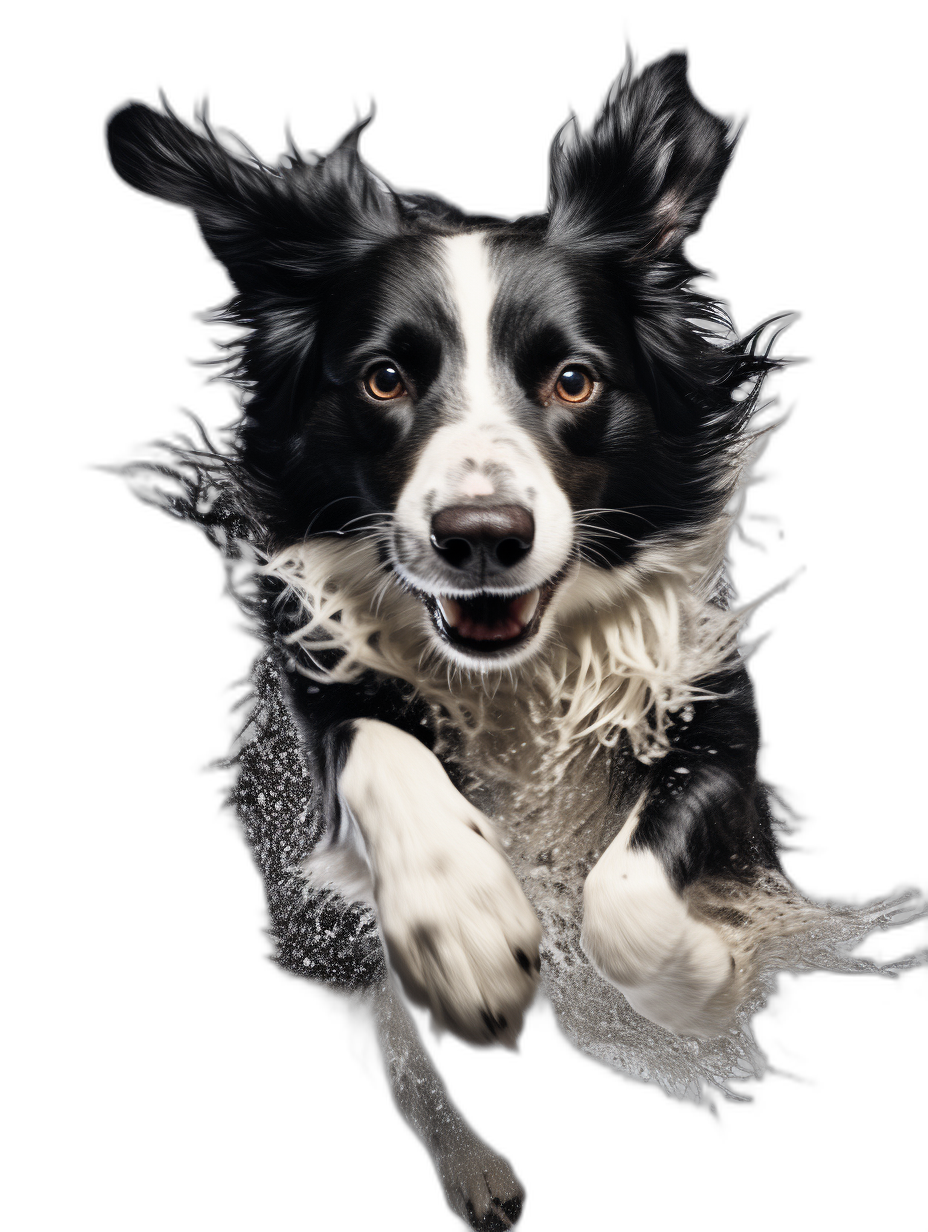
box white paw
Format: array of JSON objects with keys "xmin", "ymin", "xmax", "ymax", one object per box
[
  {"xmin": 582, "ymin": 840, "xmax": 737, "ymax": 1038},
  {"xmin": 377, "ymin": 814, "xmax": 542, "ymax": 1045},
  {"xmin": 339, "ymin": 721, "xmax": 542, "ymax": 1045}
]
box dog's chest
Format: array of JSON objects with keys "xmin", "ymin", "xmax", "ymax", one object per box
[
  {"xmin": 441, "ymin": 703, "xmax": 628, "ymax": 912},
  {"xmin": 450, "ymin": 723, "xmax": 641, "ymax": 980}
]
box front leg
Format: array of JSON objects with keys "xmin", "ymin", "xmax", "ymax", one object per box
[
  {"xmin": 340, "ymin": 719, "xmax": 542, "ymax": 1046},
  {"xmin": 582, "ymin": 795, "xmax": 739, "ymax": 1037},
  {"xmin": 582, "ymin": 667, "xmax": 780, "ymax": 1037}
]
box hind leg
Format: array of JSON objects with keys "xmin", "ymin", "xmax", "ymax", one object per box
[
  {"xmin": 581, "ymin": 803, "xmax": 738, "ymax": 1037},
  {"xmin": 373, "ymin": 980, "xmax": 525, "ymax": 1231}
]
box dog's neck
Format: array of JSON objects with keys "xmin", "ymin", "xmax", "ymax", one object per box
[{"xmin": 265, "ymin": 513, "xmax": 739, "ymax": 766}]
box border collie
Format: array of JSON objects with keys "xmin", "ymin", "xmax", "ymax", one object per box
[{"xmin": 107, "ymin": 54, "xmax": 923, "ymax": 1230}]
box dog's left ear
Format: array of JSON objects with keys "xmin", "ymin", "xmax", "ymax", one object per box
[{"xmin": 547, "ymin": 53, "xmax": 734, "ymax": 257}]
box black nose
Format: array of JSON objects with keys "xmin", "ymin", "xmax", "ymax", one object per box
[{"xmin": 430, "ymin": 504, "xmax": 535, "ymax": 574}]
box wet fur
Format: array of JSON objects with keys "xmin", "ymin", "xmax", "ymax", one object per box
[{"xmin": 107, "ymin": 53, "xmax": 869, "ymax": 1230}]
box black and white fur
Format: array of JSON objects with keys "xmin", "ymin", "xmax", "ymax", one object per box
[{"xmin": 108, "ymin": 54, "xmax": 800, "ymax": 1227}]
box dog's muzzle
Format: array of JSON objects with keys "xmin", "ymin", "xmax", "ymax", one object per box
[{"xmin": 397, "ymin": 503, "xmax": 563, "ymax": 660}]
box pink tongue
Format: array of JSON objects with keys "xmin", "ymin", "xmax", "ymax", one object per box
[
  {"xmin": 442, "ymin": 596, "xmax": 525, "ymax": 642},
  {"xmin": 456, "ymin": 609, "xmax": 523, "ymax": 642}
]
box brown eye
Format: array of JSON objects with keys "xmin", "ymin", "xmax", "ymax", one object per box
[
  {"xmin": 555, "ymin": 367, "xmax": 595, "ymax": 404},
  {"xmin": 365, "ymin": 364, "xmax": 406, "ymax": 400}
]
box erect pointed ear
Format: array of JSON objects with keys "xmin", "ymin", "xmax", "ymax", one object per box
[
  {"xmin": 106, "ymin": 102, "xmax": 399, "ymax": 292},
  {"xmin": 547, "ymin": 53, "xmax": 734, "ymax": 256}
]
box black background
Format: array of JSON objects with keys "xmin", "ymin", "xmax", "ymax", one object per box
[{"xmin": 63, "ymin": 12, "xmax": 921, "ymax": 1232}]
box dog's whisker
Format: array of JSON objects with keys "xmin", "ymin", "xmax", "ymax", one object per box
[{"xmin": 298, "ymin": 495, "xmax": 360, "ymax": 539}]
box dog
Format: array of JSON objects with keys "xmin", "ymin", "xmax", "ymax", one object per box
[{"xmin": 107, "ymin": 53, "xmax": 922, "ymax": 1230}]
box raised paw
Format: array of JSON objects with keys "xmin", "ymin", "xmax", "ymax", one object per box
[
  {"xmin": 377, "ymin": 819, "xmax": 542, "ymax": 1046},
  {"xmin": 582, "ymin": 839, "xmax": 738, "ymax": 1038}
]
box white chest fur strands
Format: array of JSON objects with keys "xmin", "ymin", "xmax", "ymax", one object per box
[{"xmin": 265, "ymin": 513, "xmax": 741, "ymax": 761}]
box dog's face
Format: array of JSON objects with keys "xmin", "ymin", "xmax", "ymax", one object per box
[
  {"xmin": 109, "ymin": 55, "xmax": 773, "ymax": 670},
  {"xmin": 301, "ymin": 226, "xmax": 643, "ymax": 668}
]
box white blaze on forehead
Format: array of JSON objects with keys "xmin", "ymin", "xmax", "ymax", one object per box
[
  {"xmin": 442, "ymin": 231, "xmax": 501, "ymax": 426},
  {"xmin": 391, "ymin": 229, "xmax": 576, "ymax": 604}
]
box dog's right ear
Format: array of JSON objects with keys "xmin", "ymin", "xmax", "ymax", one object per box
[
  {"xmin": 107, "ymin": 102, "xmax": 398, "ymax": 292},
  {"xmin": 107, "ymin": 102, "xmax": 281, "ymax": 289},
  {"xmin": 104, "ymin": 99, "xmax": 251, "ymax": 222}
]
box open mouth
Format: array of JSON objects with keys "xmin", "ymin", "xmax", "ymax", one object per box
[{"xmin": 422, "ymin": 582, "xmax": 557, "ymax": 656}]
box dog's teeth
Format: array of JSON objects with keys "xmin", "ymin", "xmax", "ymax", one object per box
[
  {"xmin": 437, "ymin": 597, "xmax": 462, "ymax": 628},
  {"xmin": 511, "ymin": 588, "xmax": 540, "ymax": 625}
]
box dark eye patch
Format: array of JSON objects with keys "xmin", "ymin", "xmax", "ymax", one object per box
[{"xmin": 503, "ymin": 321, "xmax": 580, "ymax": 398}]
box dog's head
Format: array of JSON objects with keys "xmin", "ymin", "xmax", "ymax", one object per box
[{"xmin": 109, "ymin": 54, "xmax": 776, "ymax": 671}]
